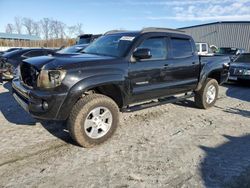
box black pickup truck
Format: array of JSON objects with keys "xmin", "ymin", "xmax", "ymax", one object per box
[{"xmin": 12, "ymin": 28, "xmax": 230, "ymax": 147}]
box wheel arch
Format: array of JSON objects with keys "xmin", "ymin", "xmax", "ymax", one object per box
[{"xmin": 56, "ymin": 74, "xmax": 127, "ymax": 120}]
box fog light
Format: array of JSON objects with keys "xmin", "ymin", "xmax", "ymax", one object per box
[{"xmin": 42, "ymin": 101, "xmax": 49, "ymax": 110}]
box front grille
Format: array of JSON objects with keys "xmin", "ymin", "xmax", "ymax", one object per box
[
  {"xmin": 20, "ymin": 62, "xmax": 39, "ymax": 88},
  {"xmin": 233, "ymin": 68, "xmax": 244, "ymax": 75}
]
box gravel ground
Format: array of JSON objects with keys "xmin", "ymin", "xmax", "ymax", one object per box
[{"xmin": 0, "ymin": 82, "xmax": 249, "ymax": 188}]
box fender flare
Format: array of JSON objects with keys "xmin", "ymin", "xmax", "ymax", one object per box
[
  {"xmin": 56, "ymin": 74, "xmax": 126, "ymax": 120},
  {"xmin": 196, "ymin": 63, "xmax": 222, "ymax": 91}
]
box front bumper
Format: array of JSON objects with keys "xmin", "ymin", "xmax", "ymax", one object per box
[
  {"xmin": 12, "ymin": 78, "xmax": 68, "ymax": 120},
  {"xmin": 228, "ymin": 75, "xmax": 250, "ymax": 81}
]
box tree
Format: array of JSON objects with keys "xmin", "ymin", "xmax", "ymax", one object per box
[
  {"xmin": 32, "ymin": 22, "xmax": 40, "ymax": 37},
  {"xmin": 66, "ymin": 23, "xmax": 84, "ymax": 38},
  {"xmin": 50, "ymin": 19, "xmax": 64, "ymax": 39},
  {"xmin": 22, "ymin": 17, "xmax": 34, "ymax": 35},
  {"xmin": 76, "ymin": 23, "xmax": 84, "ymax": 36},
  {"xmin": 5, "ymin": 24, "xmax": 15, "ymax": 33},
  {"xmin": 40, "ymin": 18, "xmax": 51, "ymax": 41},
  {"xmin": 67, "ymin": 25, "xmax": 77, "ymax": 38},
  {"xmin": 14, "ymin": 17, "xmax": 22, "ymax": 34}
]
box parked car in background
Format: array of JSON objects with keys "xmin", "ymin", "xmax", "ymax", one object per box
[
  {"xmin": 76, "ymin": 34, "xmax": 102, "ymax": 45},
  {"xmin": 229, "ymin": 53, "xmax": 250, "ymax": 81},
  {"xmin": 12, "ymin": 27, "xmax": 230, "ymax": 147},
  {"xmin": 0, "ymin": 48, "xmax": 55, "ymax": 80},
  {"xmin": 196, "ymin": 42, "xmax": 214, "ymax": 56},
  {"xmin": 215, "ymin": 47, "xmax": 245, "ymax": 61},
  {"xmin": 56, "ymin": 44, "xmax": 88, "ymax": 54},
  {"xmin": 0, "ymin": 48, "xmax": 22, "ymax": 56}
]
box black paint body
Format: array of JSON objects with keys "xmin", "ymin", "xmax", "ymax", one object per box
[{"xmin": 12, "ymin": 31, "xmax": 230, "ymax": 120}]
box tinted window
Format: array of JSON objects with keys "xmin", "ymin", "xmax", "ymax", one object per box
[
  {"xmin": 235, "ymin": 54, "xmax": 250, "ymax": 63},
  {"xmin": 23, "ymin": 50, "xmax": 45, "ymax": 57},
  {"xmin": 202, "ymin": 44, "xmax": 207, "ymax": 52},
  {"xmin": 45, "ymin": 50, "xmax": 55, "ymax": 56},
  {"xmin": 216, "ymin": 48, "xmax": 237, "ymax": 55},
  {"xmin": 138, "ymin": 37, "xmax": 167, "ymax": 60},
  {"xmin": 171, "ymin": 38, "xmax": 193, "ymax": 58}
]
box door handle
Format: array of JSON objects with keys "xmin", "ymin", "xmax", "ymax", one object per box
[
  {"xmin": 164, "ymin": 64, "xmax": 169, "ymax": 67},
  {"xmin": 192, "ymin": 62, "xmax": 196, "ymax": 65}
]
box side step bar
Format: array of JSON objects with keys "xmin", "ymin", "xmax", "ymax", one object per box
[{"xmin": 121, "ymin": 92, "xmax": 194, "ymax": 112}]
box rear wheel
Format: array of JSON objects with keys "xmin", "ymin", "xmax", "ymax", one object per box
[
  {"xmin": 67, "ymin": 94, "xmax": 119, "ymax": 147},
  {"xmin": 194, "ymin": 78, "xmax": 219, "ymax": 109}
]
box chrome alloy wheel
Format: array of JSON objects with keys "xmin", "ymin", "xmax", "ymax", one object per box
[
  {"xmin": 206, "ymin": 85, "xmax": 216, "ymax": 104},
  {"xmin": 84, "ymin": 107, "xmax": 113, "ymax": 139}
]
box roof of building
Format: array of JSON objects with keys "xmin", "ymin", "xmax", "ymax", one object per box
[
  {"xmin": 179, "ymin": 21, "xmax": 250, "ymax": 29},
  {"xmin": 0, "ymin": 32, "xmax": 40, "ymax": 40}
]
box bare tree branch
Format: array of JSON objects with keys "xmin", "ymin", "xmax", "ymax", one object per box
[
  {"xmin": 40, "ymin": 18, "xmax": 51, "ymax": 41},
  {"xmin": 5, "ymin": 24, "xmax": 15, "ymax": 34},
  {"xmin": 14, "ymin": 17, "xmax": 22, "ymax": 34},
  {"xmin": 22, "ymin": 17, "xmax": 34, "ymax": 35}
]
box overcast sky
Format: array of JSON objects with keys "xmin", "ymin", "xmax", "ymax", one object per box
[{"xmin": 0, "ymin": 0, "xmax": 250, "ymax": 34}]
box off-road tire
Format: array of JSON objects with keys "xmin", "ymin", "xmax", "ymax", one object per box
[
  {"xmin": 67, "ymin": 94, "xmax": 119, "ymax": 148},
  {"xmin": 194, "ymin": 78, "xmax": 219, "ymax": 109}
]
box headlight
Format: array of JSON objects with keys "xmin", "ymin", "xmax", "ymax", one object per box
[
  {"xmin": 37, "ymin": 69, "xmax": 66, "ymax": 88},
  {"xmin": 2, "ymin": 62, "xmax": 15, "ymax": 79},
  {"xmin": 244, "ymin": 70, "xmax": 250, "ymax": 75}
]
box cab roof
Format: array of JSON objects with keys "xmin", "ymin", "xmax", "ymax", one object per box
[{"xmin": 104, "ymin": 27, "xmax": 190, "ymax": 38}]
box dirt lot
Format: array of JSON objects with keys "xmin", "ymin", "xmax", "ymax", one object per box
[{"xmin": 0, "ymin": 82, "xmax": 249, "ymax": 188}]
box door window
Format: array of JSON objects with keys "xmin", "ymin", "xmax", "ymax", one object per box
[
  {"xmin": 202, "ymin": 44, "xmax": 207, "ymax": 52},
  {"xmin": 171, "ymin": 38, "xmax": 193, "ymax": 58},
  {"xmin": 137, "ymin": 37, "xmax": 167, "ymax": 60}
]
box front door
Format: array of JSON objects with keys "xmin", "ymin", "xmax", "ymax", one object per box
[{"xmin": 128, "ymin": 36, "xmax": 169, "ymax": 103}]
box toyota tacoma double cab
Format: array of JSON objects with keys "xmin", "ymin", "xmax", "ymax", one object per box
[{"xmin": 12, "ymin": 28, "xmax": 230, "ymax": 147}]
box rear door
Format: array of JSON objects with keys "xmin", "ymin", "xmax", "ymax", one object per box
[{"xmin": 162, "ymin": 37, "xmax": 199, "ymax": 94}]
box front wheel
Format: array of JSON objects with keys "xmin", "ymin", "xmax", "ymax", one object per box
[
  {"xmin": 67, "ymin": 94, "xmax": 119, "ymax": 147},
  {"xmin": 194, "ymin": 78, "xmax": 219, "ymax": 109}
]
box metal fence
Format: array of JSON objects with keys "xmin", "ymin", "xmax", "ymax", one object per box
[{"xmin": 0, "ymin": 38, "xmax": 76, "ymax": 49}]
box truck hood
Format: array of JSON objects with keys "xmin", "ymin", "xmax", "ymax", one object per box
[{"xmin": 23, "ymin": 53, "xmax": 116, "ymax": 70}]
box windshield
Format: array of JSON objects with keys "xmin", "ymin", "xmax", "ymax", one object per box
[
  {"xmin": 83, "ymin": 34, "xmax": 137, "ymax": 57},
  {"xmin": 77, "ymin": 38, "xmax": 91, "ymax": 45},
  {"xmin": 235, "ymin": 54, "xmax": 250, "ymax": 63},
  {"xmin": 216, "ymin": 48, "xmax": 237, "ymax": 55},
  {"xmin": 76, "ymin": 36, "xmax": 92, "ymax": 45},
  {"xmin": 57, "ymin": 45, "xmax": 85, "ymax": 54}
]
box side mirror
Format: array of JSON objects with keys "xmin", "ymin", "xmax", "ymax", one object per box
[
  {"xmin": 133, "ymin": 48, "xmax": 152, "ymax": 60},
  {"xmin": 236, "ymin": 50, "xmax": 240, "ymax": 56}
]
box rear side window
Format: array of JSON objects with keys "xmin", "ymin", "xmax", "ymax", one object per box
[
  {"xmin": 202, "ymin": 44, "xmax": 207, "ymax": 52},
  {"xmin": 171, "ymin": 38, "xmax": 193, "ymax": 58},
  {"xmin": 45, "ymin": 50, "xmax": 55, "ymax": 56},
  {"xmin": 138, "ymin": 37, "xmax": 167, "ymax": 60}
]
